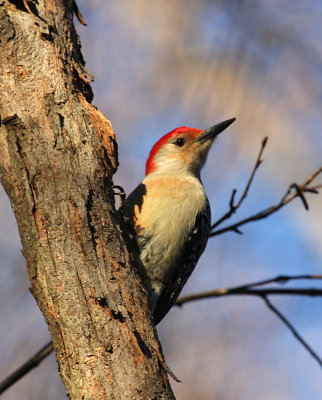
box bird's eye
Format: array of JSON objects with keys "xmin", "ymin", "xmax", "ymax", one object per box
[{"xmin": 173, "ymin": 138, "xmax": 185, "ymax": 147}]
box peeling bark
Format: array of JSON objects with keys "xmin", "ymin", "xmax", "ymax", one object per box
[{"xmin": 0, "ymin": 1, "xmax": 175, "ymax": 398}]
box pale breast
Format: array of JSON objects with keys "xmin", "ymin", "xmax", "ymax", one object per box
[{"xmin": 125, "ymin": 175, "xmax": 207, "ymax": 278}]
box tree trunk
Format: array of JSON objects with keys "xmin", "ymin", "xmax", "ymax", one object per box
[{"xmin": 0, "ymin": 1, "xmax": 175, "ymax": 398}]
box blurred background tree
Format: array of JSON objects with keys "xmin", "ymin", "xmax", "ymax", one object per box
[{"xmin": 1, "ymin": 1, "xmax": 321, "ymax": 399}]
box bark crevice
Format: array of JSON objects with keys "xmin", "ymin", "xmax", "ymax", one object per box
[{"xmin": 0, "ymin": 1, "xmax": 175, "ymax": 399}]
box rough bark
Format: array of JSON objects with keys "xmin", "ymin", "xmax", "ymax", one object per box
[{"xmin": 0, "ymin": 1, "xmax": 175, "ymax": 399}]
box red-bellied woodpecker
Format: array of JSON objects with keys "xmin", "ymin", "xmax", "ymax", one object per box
[{"xmin": 125, "ymin": 118, "xmax": 235, "ymax": 324}]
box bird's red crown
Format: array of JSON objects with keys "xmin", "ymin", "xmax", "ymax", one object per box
[{"xmin": 145, "ymin": 127, "xmax": 202, "ymax": 175}]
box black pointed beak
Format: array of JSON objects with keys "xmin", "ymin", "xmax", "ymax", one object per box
[{"xmin": 196, "ymin": 118, "xmax": 236, "ymax": 143}]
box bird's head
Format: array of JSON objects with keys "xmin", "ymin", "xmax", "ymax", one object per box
[{"xmin": 145, "ymin": 118, "xmax": 236, "ymax": 177}]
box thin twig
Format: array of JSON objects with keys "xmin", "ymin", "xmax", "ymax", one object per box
[
  {"xmin": 176, "ymin": 287, "xmax": 322, "ymax": 305},
  {"xmin": 262, "ymin": 296, "xmax": 322, "ymax": 369},
  {"xmin": 176, "ymin": 274, "xmax": 322, "ymax": 305},
  {"xmin": 0, "ymin": 341, "xmax": 53, "ymax": 395},
  {"xmin": 235, "ymin": 136, "xmax": 268, "ymax": 208},
  {"xmin": 175, "ymin": 275, "xmax": 322, "ymax": 371},
  {"xmin": 225, "ymin": 273, "xmax": 322, "ymax": 290},
  {"xmin": 210, "ymin": 167, "xmax": 322, "ymax": 236},
  {"xmin": 303, "ymin": 166, "xmax": 322, "ymax": 186},
  {"xmin": 211, "ymin": 137, "xmax": 268, "ymax": 230}
]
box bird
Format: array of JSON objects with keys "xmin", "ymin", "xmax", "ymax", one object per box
[{"xmin": 124, "ymin": 118, "xmax": 235, "ymax": 324}]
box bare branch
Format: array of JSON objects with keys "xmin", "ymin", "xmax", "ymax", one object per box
[
  {"xmin": 211, "ymin": 136, "xmax": 268, "ymax": 230},
  {"xmin": 211, "ymin": 167, "xmax": 322, "ymax": 237},
  {"xmin": 176, "ymin": 274, "xmax": 322, "ymax": 305},
  {"xmin": 236, "ymin": 136, "xmax": 268, "ymax": 207},
  {"xmin": 176, "ymin": 274, "xmax": 322, "ymax": 371},
  {"xmin": 235, "ymin": 273, "xmax": 322, "ymax": 289},
  {"xmin": 0, "ymin": 342, "xmax": 53, "ymax": 395},
  {"xmin": 176, "ymin": 287, "xmax": 322, "ymax": 304},
  {"xmin": 262, "ymin": 296, "xmax": 322, "ymax": 369}
]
